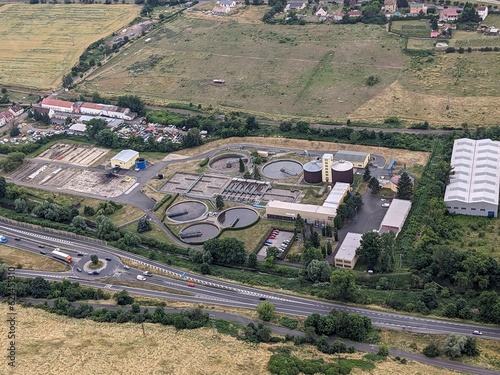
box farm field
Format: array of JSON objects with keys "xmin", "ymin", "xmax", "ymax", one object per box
[
  {"xmin": 391, "ymin": 19, "xmax": 431, "ymax": 38},
  {"xmin": 0, "ymin": 304, "xmax": 465, "ymax": 375},
  {"xmin": 0, "ymin": 4, "xmax": 139, "ymax": 90},
  {"xmin": 79, "ymin": 7, "xmax": 405, "ymax": 120}
]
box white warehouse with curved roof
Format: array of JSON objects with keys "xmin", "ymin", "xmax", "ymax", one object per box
[{"xmin": 444, "ymin": 138, "xmax": 500, "ymax": 217}]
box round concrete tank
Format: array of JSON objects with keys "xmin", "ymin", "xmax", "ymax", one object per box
[
  {"xmin": 332, "ymin": 160, "xmax": 354, "ymax": 184},
  {"xmin": 303, "ymin": 160, "xmax": 322, "ymax": 184},
  {"xmin": 135, "ymin": 158, "xmax": 147, "ymax": 170}
]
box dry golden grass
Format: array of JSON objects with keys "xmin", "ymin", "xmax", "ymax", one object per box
[
  {"xmin": 350, "ymin": 80, "xmax": 499, "ymax": 127},
  {"xmin": 380, "ymin": 330, "xmax": 500, "ymax": 372},
  {"xmin": 0, "ymin": 304, "xmax": 469, "ymax": 375},
  {"xmin": 0, "ymin": 245, "xmax": 69, "ymax": 272},
  {"xmin": 107, "ymin": 204, "xmax": 145, "ymax": 227},
  {"xmin": 172, "ymin": 136, "xmax": 430, "ymax": 168},
  {"xmin": 0, "ymin": 4, "xmax": 140, "ymax": 90}
]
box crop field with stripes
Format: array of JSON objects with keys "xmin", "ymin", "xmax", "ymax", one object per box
[{"xmin": 0, "ymin": 4, "xmax": 139, "ymax": 90}]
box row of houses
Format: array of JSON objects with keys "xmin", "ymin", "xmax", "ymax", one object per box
[
  {"xmin": 0, "ymin": 104, "xmax": 24, "ymax": 127},
  {"xmin": 384, "ymin": 1, "xmax": 488, "ymax": 21},
  {"xmin": 39, "ymin": 98, "xmax": 137, "ymax": 121}
]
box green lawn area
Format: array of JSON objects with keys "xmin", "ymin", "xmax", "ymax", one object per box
[
  {"xmin": 107, "ymin": 204, "xmax": 145, "ymax": 227},
  {"xmin": 301, "ymin": 187, "xmax": 327, "ymax": 205},
  {"xmin": 123, "ymin": 221, "xmax": 177, "ymax": 245},
  {"xmin": 450, "ymin": 28, "xmax": 500, "ymax": 48}
]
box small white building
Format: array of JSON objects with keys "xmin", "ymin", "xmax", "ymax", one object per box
[
  {"xmin": 379, "ymin": 199, "xmax": 412, "ymax": 236},
  {"xmin": 0, "ymin": 114, "xmax": 6, "ymax": 127},
  {"xmin": 8, "ymin": 104, "xmax": 24, "ymax": 117},
  {"xmin": 68, "ymin": 123, "xmax": 87, "ymax": 134},
  {"xmin": 334, "ymin": 232, "xmax": 362, "ymax": 269},
  {"xmin": 315, "ymin": 8, "xmax": 328, "ymax": 17},
  {"xmin": 111, "ymin": 149, "xmax": 140, "ymax": 169},
  {"xmin": 477, "ymin": 6, "xmax": 488, "ymax": 21}
]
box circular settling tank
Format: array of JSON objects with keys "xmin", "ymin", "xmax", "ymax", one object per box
[
  {"xmin": 209, "ymin": 153, "xmax": 249, "ymax": 172},
  {"xmin": 262, "ymin": 160, "xmax": 303, "ymax": 179},
  {"xmin": 179, "ymin": 222, "xmax": 220, "ymax": 243},
  {"xmin": 217, "ymin": 207, "xmax": 259, "ymax": 228},
  {"xmin": 166, "ymin": 201, "xmax": 207, "ymax": 222}
]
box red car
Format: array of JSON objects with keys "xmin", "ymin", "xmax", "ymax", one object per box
[
  {"xmin": 273, "ymin": 230, "xmax": 280, "ymax": 233},
  {"xmin": 268, "ymin": 236, "xmax": 275, "ymax": 239},
  {"xmin": 187, "ymin": 282, "xmax": 195, "ymax": 287}
]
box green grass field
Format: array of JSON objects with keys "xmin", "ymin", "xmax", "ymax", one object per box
[
  {"xmin": 0, "ymin": 4, "xmax": 139, "ymax": 90},
  {"xmin": 79, "ymin": 8, "xmax": 405, "ymax": 121}
]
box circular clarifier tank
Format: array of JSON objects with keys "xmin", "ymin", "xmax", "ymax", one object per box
[
  {"xmin": 179, "ymin": 222, "xmax": 220, "ymax": 244},
  {"xmin": 261, "ymin": 159, "xmax": 303, "ymax": 179},
  {"xmin": 165, "ymin": 201, "xmax": 207, "ymax": 222},
  {"xmin": 209, "ymin": 153, "xmax": 249, "ymax": 172},
  {"xmin": 217, "ymin": 207, "xmax": 259, "ymax": 228}
]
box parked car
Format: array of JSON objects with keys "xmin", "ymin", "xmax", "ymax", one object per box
[
  {"xmin": 105, "ymin": 257, "xmax": 112, "ymax": 261},
  {"xmin": 382, "ymin": 203, "xmax": 390, "ymax": 208},
  {"xmin": 88, "ymin": 271, "xmax": 93, "ymax": 275},
  {"xmin": 76, "ymin": 267, "xmax": 82, "ymax": 272},
  {"xmin": 268, "ymin": 236, "xmax": 275, "ymax": 239},
  {"xmin": 93, "ymin": 270, "xmax": 100, "ymax": 275},
  {"xmin": 187, "ymin": 282, "xmax": 195, "ymax": 287}
]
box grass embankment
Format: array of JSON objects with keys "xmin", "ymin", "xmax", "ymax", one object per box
[{"xmin": 0, "ymin": 246, "xmax": 69, "ymax": 272}]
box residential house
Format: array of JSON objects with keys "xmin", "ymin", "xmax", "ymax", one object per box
[
  {"xmin": 218, "ymin": 0, "xmax": 236, "ymax": 6},
  {"xmin": 409, "ymin": 2, "xmax": 427, "ymax": 15},
  {"xmin": 8, "ymin": 104, "xmax": 23, "ymax": 117},
  {"xmin": 430, "ymin": 31, "xmax": 440, "ymax": 38},
  {"xmin": 1, "ymin": 111, "xmax": 14, "ymax": 123},
  {"xmin": 30, "ymin": 106, "xmax": 54, "ymax": 119},
  {"xmin": 212, "ymin": 5, "xmax": 231, "ymax": 14},
  {"xmin": 284, "ymin": 1, "xmax": 306, "ymax": 11},
  {"xmin": 441, "ymin": 7, "xmax": 459, "ymax": 21},
  {"xmin": 477, "ymin": 6, "xmax": 488, "ymax": 21},
  {"xmin": 315, "ymin": 7, "xmax": 328, "ymax": 17},
  {"xmin": 348, "ymin": 9, "xmax": 362, "ymax": 17},
  {"xmin": 384, "ymin": 0, "xmax": 397, "ymax": 14},
  {"xmin": 0, "ymin": 114, "xmax": 5, "ymax": 127},
  {"xmin": 333, "ymin": 12, "xmax": 344, "ymax": 21}
]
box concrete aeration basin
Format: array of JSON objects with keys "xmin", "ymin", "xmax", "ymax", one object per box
[
  {"xmin": 262, "ymin": 160, "xmax": 303, "ymax": 179},
  {"xmin": 217, "ymin": 207, "xmax": 259, "ymax": 228},
  {"xmin": 166, "ymin": 201, "xmax": 207, "ymax": 222},
  {"xmin": 179, "ymin": 223, "xmax": 220, "ymax": 243},
  {"xmin": 209, "ymin": 153, "xmax": 249, "ymax": 172}
]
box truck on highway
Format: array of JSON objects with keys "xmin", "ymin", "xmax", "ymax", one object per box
[
  {"xmin": 0, "ymin": 235, "xmax": 7, "ymax": 243},
  {"xmin": 52, "ymin": 248, "xmax": 72, "ymax": 263}
]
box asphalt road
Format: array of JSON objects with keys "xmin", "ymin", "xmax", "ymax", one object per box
[
  {"xmin": 2, "ymin": 223, "xmax": 500, "ymax": 342},
  {"xmin": 8, "ymin": 298, "xmax": 500, "ymax": 375}
]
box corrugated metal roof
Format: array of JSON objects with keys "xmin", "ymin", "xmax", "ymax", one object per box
[{"xmin": 444, "ymin": 138, "xmax": 500, "ymax": 205}]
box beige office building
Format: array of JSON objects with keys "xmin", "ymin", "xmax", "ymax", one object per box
[{"xmin": 334, "ymin": 232, "xmax": 363, "ymax": 269}]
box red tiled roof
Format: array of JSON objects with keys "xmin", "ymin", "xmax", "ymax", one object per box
[
  {"xmin": 81, "ymin": 102, "xmax": 105, "ymax": 110},
  {"xmin": 444, "ymin": 8, "xmax": 459, "ymax": 16},
  {"xmin": 41, "ymin": 98, "xmax": 73, "ymax": 108}
]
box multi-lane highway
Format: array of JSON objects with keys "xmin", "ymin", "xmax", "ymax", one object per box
[{"xmin": 2, "ymin": 222, "xmax": 500, "ymax": 342}]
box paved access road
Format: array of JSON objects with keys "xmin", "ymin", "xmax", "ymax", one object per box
[{"xmin": 3, "ymin": 223, "xmax": 500, "ymax": 342}]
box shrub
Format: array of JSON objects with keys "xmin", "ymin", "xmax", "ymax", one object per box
[{"xmin": 199, "ymin": 157, "xmax": 209, "ymax": 167}]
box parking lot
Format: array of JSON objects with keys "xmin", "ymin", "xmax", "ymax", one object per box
[{"xmin": 257, "ymin": 230, "xmax": 294, "ymax": 259}]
